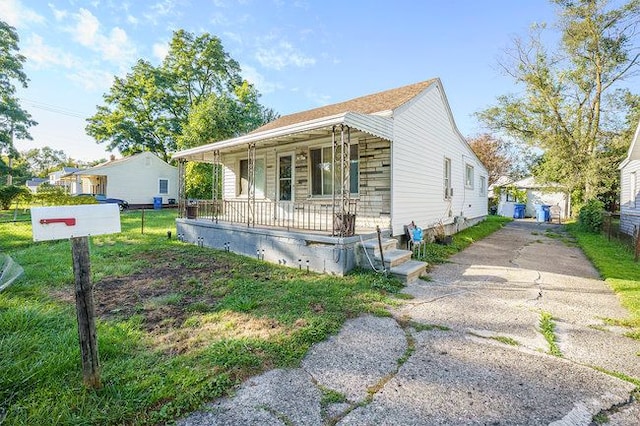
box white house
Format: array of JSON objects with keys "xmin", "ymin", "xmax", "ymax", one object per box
[
  {"xmin": 73, "ymin": 152, "xmax": 178, "ymax": 206},
  {"xmin": 171, "ymin": 79, "xmax": 488, "ymax": 278},
  {"xmin": 494, "ymin": 176, "xmax": 570, "ymax": 220},
  {"xmin": 49, "ymin": 167, "xmax": 83, "ymax": 194},
  {"xmin": 619, "ymin": 120, "xmax": 640, "ymax": 236}
]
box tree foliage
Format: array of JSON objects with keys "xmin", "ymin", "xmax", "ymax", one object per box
[
  {"xmin": 87, "ymin": 30, "xmax": 276, "ymax": 162},
  {"xmin": 21, "ymin": 146, "xmax": 71, "ymax": 177},
  {"xmin": 0, "ymin": 21, "xmax": 37, "ymax": 175},
  {"xmin": 476, "ymin": 0, "xmax": 640, "ymax": 203},
  {"xmin": 467, "ymin": 134, "xmax": 513, "ymax": 185}
]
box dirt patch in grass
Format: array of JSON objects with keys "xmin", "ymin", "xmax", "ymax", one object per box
[{"xmin": 55, "ymin": 247, "xmax": 238, "ymax": 333}]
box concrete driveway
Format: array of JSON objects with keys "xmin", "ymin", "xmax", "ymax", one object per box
[{"xmin": 180, "ymin": 220, "xmax": 639, "ymax": 425}]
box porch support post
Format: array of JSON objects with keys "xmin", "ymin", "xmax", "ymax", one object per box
[
  {"xmin": 212, "ymin": 149, "xmax": 220, "ymax": 222},
  {"xmin": 178, "ymin": 159, "xmax": 186, "ymax": 218},
  {"xmin": 247, "ymin": 143, "xmax": 256, "ymax": 227},
  {"xmin": 331, "ymin": 126, "xmax": 337, "ymax": 236},
  {"xmin": 339, "ymin": 125, "xmax": 351, "ymax": 237}
]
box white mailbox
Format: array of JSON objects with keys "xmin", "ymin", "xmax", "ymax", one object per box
[{"xmin": 31, "ymin": 204, "xmax": 121, "ymax": 242}]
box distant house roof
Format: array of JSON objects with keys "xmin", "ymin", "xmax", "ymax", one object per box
[
  {"xmin": 74, "ymin": 152, "xmax": 173, "ymax": 175},
  {"xmin": 494, "ymin": 176, "xmax": 565, "ymax": 190},
  {"xmin": 25, "ymin": 177, "xmax": 47, "ymax": 187},
  {"xmin": 173, "ymin": 79, "xmax": 438, "ymax": 162}
]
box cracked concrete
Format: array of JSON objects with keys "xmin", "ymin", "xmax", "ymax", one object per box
[{"xmin": 178, "ymin": 220, "xmax": 639, "ymax": 425}]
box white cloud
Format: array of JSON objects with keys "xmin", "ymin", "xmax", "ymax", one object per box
[
  {"xmin": 23, "ymin": 34, "xmax": 75, "ymax": 69},
  {"xmin": 223, "ymin": 31, "xmax": 243, "ymax": 45},
  {"xmin": 304, "ymin": 89, "xmax": 331, "ymax": 106},
  {"xmin": 145, "ymin": 0, "xmax": 183, "ymax": 25},
  {"xmin": 241, "ymin": 65, "xmax": 281, "ymax": 94},
  {"xmin": 152, "ymin": 42, "xmax": 169, "ymax": 62},
  {"xmin": 68, "ymin": 68, "xmax": 115, "ymax": 92},
  {"xmin": 72, "ymin": 8, "xmax": 100, "ymax": 46},
  {"xmin": 255, "ymin": 40, "xmax": 316, "ymax": 70},
  {"xmin": 67, "ymin": 8, "xmax": 137, "ymax": 67},
  {"xmin": 0, "ymin": 0, "xmax": 45, "ymax": 28},
  {"xmin": 127, "ymin": 14, "xmax": 139, "ymax": 25},
  {"xmin": 48, "ymin": 3, "xmax": 68, "ymax": 21}
]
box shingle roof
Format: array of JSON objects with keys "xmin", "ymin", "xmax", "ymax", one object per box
[{"xmin": 252, "ymin": 79, "xmax": 436, "ymax": 134}]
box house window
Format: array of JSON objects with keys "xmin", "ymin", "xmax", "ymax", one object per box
[
  {"xmin": 158, "ymin": 179, "xmax": 169, "ymax": 195},
  {"xmin": 506, "ymin": 192, "xmax": 516, "ymax": 202},
  {"xmin": 310, "ymin": 144, "xmax": 358, "ymax": 196},
  {"xmin": 479, "ymin": 176, "xmax": 486, "ymax": 196},
  {"xmin": 465, "ymin": 164, "xmax": 474, "ymax": 189},
  {"xmin": 444, "ymin": 157, "xmax": 452, "ymax": 199},
  {"xmin": 239, "ymin": 158, "xmax": 265, "ymax": 197},
  {"xmin": 278, "ymin": 154, "xmax": 293, "ymax": 201}
]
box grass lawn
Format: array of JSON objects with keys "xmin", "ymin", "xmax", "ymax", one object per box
[
  {"xmin": 566, "ymin": 223, "xmax": 640, "ymax": 340},
  {"xmin": 415, "ymin": 215, "xmax": 513, "ymax": 265},
  {"xmin": 0, "ymin": 210, "xmax": 508, "ymax": 425}
]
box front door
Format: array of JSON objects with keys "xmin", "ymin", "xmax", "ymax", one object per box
[{"xmin": 277, "ymin": 153, "xmax": 294, "ymax": 225}]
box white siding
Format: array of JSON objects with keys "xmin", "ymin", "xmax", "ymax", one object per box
[
  {"xmin": 82, "ymin": 152, "xmax": 178, "ymax": 204},
  {"xmin": 390, "ymin": 84, "xmax": 488, "ymax": 236},
  {"xmin": 620, "ymin": 160, "xmax": 640, "ymax": 236}
]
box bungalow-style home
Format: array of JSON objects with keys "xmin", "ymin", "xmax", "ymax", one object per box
[
  {"xmin": 172, "ymin": 79, "xmax": 488, "ymax": 280},
  {"xmin": 619, "ymin": 120, "xmax": 640, "ymax": 236},
  {"xmin": 49, "ymin": 167, "xmax": 83, "ymax": 194},
  {"xmin": 71, "ymin": 152, "xmax": 179, "ymax": 206},
  {"xmin": 494, "ymin": 176, "xmax": 570, "ymax": 220}
]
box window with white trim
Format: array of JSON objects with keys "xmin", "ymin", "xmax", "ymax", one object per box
[
  {"xmin": 158, "ymin": 179, "xmax": 169, "ymax": 194},
  {"xmin": 444, "ymin": 157, "xmax": 452, "ymax": 199},
  {"xmin": 465, "ymin": 164, "xmax": 474, "ymax": 189},
  {"xmin": 479, "ymin": 176, "xmax": 486, "ymax": 196},
  {"xmin": 238, "ymin": 158, "xmax": 265, "ymax": 197},
  {"xmin": 310, "ymin": 144, "xmax": 359, "ymax": 196}
]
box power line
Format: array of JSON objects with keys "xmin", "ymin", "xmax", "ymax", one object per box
[{"xmin": 22, "ymin": 98, "xmax": 87, "ymax": 119}]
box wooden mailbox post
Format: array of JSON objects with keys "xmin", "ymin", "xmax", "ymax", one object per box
[{"xmin": 31, "ymin": 204, "xmax": 121, "ymax": 388}]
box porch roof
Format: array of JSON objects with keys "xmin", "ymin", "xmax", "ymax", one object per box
[{"xmin": 172, "ymin": 111, "xmax": 394, "ymax": 162}]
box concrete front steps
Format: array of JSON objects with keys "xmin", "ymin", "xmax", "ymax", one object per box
[{"xmin": 357, "ymin": 237, "xmax": 427, "ymax": 283}]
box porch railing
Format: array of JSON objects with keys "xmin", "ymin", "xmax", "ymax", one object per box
[{"xmin": 182, "ymin": 199, "xmax": 357, "ymax": 236}]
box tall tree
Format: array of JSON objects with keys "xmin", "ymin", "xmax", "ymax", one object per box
[
  {"xmin": 467, "ymin": 134, "xmax": 513, "ymax": 185},
  {"xmin": 87, "ymin": 30, "xmax": 275, "ymax": 162},
  {"xmin": 476, "ymin": 0, "xmax": 640, "ymax": 203},
  {"xmin": 21, "ymin": 146, "xmax": 70, "ymax": 177},
  {"xmin": 0, "ymin": 21, "xmax": 37, "ymax": 183}
]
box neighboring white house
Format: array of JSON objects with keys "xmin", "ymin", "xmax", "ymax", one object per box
[
  {"xmin": 171, "ymin": 79, "xmax": 488, "ymax": 277},
  {"xmin": 71, "ymin": 152, "xmax": 178, "ymax": 205},
  {"xmin": 494, "ymin": 176, "xmax": 570, "ymax": 219},
  {"xmin": 25, "ymin": 177, "xmax": 47, "ymax": 193},
  {"xmin": 619, "ymin": 120, "xmax": 640, "ymax": 236},
  {"xmin": 49, "ymin": 167, "xmax": 83, "ymax": 194}
]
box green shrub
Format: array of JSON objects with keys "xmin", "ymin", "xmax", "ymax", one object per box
[
  {"xmin": 578, "ymin": 199, "xmax": 604, "ymax": 233},
  {"xmin": 0, "ymin": 185, "xmax": 30, "ymax": 210}
]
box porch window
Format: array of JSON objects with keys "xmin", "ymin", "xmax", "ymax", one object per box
[
  {"xmin": 278, "ymin": 154, "xmax": 293, "ymax": 201},
  {"xmin": 479, "ymin": 176, "xmax": 486, "ymax": 196},
  {"xmin": 159, "ymin": 179, "xmax": 169, "ymax": 195},
  {"xmin": 239, "ymin": 158, "xmax": 265, "ymax": 197},
  {"xmin": 444, "ymin": 157, "xmax": 452, "ymax": 199},
  {"xmin": 310, "ymin": 144, "xmax": 358, "ymax": 196},
  {"xmin": 465, "ymin": 164, "xmax": 474, "ymax": 189}
]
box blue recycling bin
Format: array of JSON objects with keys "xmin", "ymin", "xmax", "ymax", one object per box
[
  {"xmin": 153, "ymin": 196, "xmax": 163, "ymax": 210},
  {"xmin": 513, "ymin": 203, "xmax": 526, "ymax": 219},
  {"xmin": 535, "ymin": 205, "xmax": 551, "ymax": 222}
]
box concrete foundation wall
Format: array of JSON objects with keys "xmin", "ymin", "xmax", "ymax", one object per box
[{"xmin": 176, "ymin": 219, "xmax": 373, "ymax": 275}]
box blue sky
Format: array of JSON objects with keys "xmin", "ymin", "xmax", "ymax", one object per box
[{"xmin": 2, "ymin": 0, "xmax": 562, "ymax": 162}]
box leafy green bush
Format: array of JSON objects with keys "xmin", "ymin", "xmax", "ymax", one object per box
[
  {"xmin": 34, "ymin": 185, "xmax": 97, "ymax": 206},
  {"xmin": 0, "ymin": 185, "xmax": 30, "ymax": 210},
  {"xmin": 578, "ymin": 199, "xmax": 604, "ymax": 232}
]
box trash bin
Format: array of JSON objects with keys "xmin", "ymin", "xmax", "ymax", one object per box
[
  {"xmin": 186, "ymin": 205, "xmax": 198, "ymax": 219},
  {"xmin": 153, "ymin": 197, "xmax": 162, "ymax": 210},
  {"xmin": 536, "ymin": 205, "xmax": 551, "ymax": 222},
  {"xmin": 513, "ymin": 203, "xmax": 526, "ymax": 219}
]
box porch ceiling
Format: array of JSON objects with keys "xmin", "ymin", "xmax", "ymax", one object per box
[{"xmin": 172, "ymin": 111, "xmax": 393, "ymax": 162}]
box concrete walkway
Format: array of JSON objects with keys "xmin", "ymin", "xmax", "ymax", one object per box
[{"xmin": 179, "ymin": 220, "xmax": 639, "ymax": 425}]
